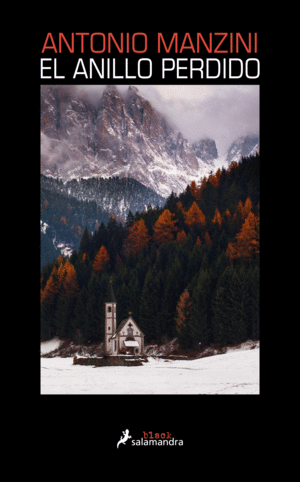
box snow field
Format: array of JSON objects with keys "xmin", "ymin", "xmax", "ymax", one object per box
[{"xmin": 40, "ymin": 344, "xmax": 259, "ymax": 395}]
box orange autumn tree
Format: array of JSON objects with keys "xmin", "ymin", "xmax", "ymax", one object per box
[
  {"xmin": 228, "ymin": 160, "xmax": 238, "ymax": 172},
  {"xmin": 57, "ymin": 255, "xmax": 68, "ymax": 285},
  {"xmin": 124, "ymin": 218, "xmax": 150, "ymax": 255},
  {"xmin": 61, "ymin": 260, "xmax": 79, "ymax": 298},
  {"xmin": 190, "ymin": 181, "xmax": 202, "ymax": 200},
  {"xmin": 175, "ymin": 289, "xmax": 192, "ymax": 348},
  {"xmin": 225, "ymin": 208, "xmax": 231, "ymax": 219},
  {"xmin": 54, "ymin": 258, "xmax": 80, "ymax": 298},
  {"xmin": 41, "ymin": 265, "xmax": 60, "ymax": 340},
  {"xmin": 226, "ymin": 211, "xmax": 260, "ymax": 262},
  {"xmin": 176, "ymin": 201, "xmax": 184, "ymax": 212},
  {"xmin": 238, "ymin": 197, "xmax": 253, "ymax": 220},
  {"xmin": 212, "ymin": 207, "xmax": 222, "ymax": 227},
  {"xmin": 176, "ymin": 229, "xmax": 187, "ymax": 244},
  {"xmin": 184, "ymin": 201, "xmax": 206, "ymax": 228},
  {"xmin": 208, "ymin": 168, "xmax": 221, "ymax": 188},
  {"xmin": 41, "ymin": 265, "xmax": 59, "ymax": 305},
  {"xmin": 93, "ymin": 245, "xmax": 110, "ymax": 272},
  {"xmin": 153, "ymin": 209, "xmax": 178, "ymax": 245},
  {"xmin": 235, "ymin": 211, "xmax": 260, "ymax": 259},
  {"xmin": 54, "ymin": 259, "xmax": 80, "ymax": 340},
  {"xmin": 204, "ymin": 231, "xmax": 212, "ymax": 247},
  {"xmin": 192, "ymin": 176, "xmax": 208, "ymax": 201}
]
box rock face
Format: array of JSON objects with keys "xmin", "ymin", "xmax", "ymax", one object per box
[
  {"xmin": 192, "ymin": 138, "xmax": 218, "ymax": 164},
  {"xmin": 226, "ymin": 134, "xmax": 259, "ymax": 164},
  {"xmin": 41, "ymin": 85, "xmax": 259, "ymax": 197},
  {"xmin": 41, "ymin": 85, "xmax": 216, "ymax": 197}
]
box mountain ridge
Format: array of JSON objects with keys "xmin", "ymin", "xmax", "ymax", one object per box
[
  {"xmin": 41, "ymin": 86, "xmax": 218, "ymax": 197},
  {"xmin": 41, "ymin": 85, "xmax": 259, "ymax": 197}
]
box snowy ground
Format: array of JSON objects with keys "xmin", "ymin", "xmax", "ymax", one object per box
[{"xmin": 40, "ymin": 341, "xmax": 259, "ymax": 395}]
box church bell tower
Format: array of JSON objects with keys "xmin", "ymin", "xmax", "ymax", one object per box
[{"xmin": 104, "ymin": 279, "xmax": 117, "ymax": 354}]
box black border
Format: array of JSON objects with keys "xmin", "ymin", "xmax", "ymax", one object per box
[{"xmin": 38, "ymin": 23, "xmax": 262, "ymax": 452}]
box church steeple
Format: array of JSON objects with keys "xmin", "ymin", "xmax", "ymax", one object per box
[
  {"xmin": 105, "ymin": 278, "xmax": 117, "ymax": 303},
  {"xmin": 104, "ymin": 279, "xmax": 117, "ymax": 354}
]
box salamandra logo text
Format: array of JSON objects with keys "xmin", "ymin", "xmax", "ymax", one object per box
[{"xmin": 117, "ymin": 430, "xmax": 184, "ymax": 447}]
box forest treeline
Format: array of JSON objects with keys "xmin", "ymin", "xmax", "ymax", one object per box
[
  {"xmin": 40, "ymin": 174, "xmax": 166, "ymax": 268},
  {"xmin": 40, "ymin": 153, "xmax": 260, "ymax": 348}
]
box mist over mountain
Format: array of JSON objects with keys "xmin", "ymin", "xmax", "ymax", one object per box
[
  {"xmin": 41, "ymin": 85, "xmax": 259, "ymax": 198},
  {"xmin": 41, "ymin": 86, "xmax": 213, "ymax": 197},
  {"xmin": 226, "ymin": 133, "xmax": 259, "ymax": 164}
]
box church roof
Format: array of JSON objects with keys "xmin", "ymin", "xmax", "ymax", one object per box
[
  {"xmin": 115, "ymin": 316, "xmax": 145, "ymax": 337},
  {"xmin": 105, "ymin": 279, "xmax": 117, "ymax": 303}
]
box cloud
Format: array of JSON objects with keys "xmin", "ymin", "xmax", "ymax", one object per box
[
  {"xmin": 135, "ymin": 85, "xmax": 259, "ymax": 156},
  {"xmin": 41, "ymin": 84, "xmax": 259, "ymax": 158}
]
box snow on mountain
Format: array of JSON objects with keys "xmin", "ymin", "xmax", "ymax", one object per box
[
  {"xmin": 41, "ymin": 86, "xmax": 218, "ymax": 198},
  {"xmin": 40, "ymin": 220, "xmax": 49, "ymax": 234},
  {"xmin": 226, "ymin": 133, "xmax": 259, "ymax": 164},
  {"xmin": 192, "ymin": 138, "xmax": 218, "ymax": 165},
  {"xmin": 41, "ymin": 86, "xmax": 259, "ymax": 198}
]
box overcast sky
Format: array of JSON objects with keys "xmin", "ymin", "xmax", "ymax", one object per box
[
  {"xmin": 133, "ymin": 85, "xmax": 259, "ymax": 157},
  {"xmin": 58, "ymin": 84, "xmax": 259, "ymax": 158}
]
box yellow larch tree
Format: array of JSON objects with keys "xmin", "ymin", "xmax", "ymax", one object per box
[
  {"xmin": 184, "ymin": 201, "xmax": 206, "ymax": 228},
  {"xmin": 153, "ymin": 209, "xmax": 178, "ymax": 245},
  {"xmin": 92, "ymin": 245, "xmax": 110, "ymax": 272}
]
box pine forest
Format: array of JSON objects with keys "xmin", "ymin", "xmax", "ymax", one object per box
[{"xmin": 40, "ymin": 153, "xmax": 260, "ymax": 350}]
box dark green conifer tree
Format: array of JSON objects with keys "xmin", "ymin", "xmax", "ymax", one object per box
[
  {"xmin": 72, "ymin": 286, "xmax": 89, "ymax": 340},
  {"xmin": 41, "ymin": 267, "xmax": 59, "ymax": 341},
  {"xmin": 55, "ymin": 293, "xmax": 75, "ymax": 339},
  {"xmin": 41, "ymin": 295, "xmax": 57, "ymax": 341},
  {"xmin": 211, "ymin": 273, "xmax": 228, "ymax": 345},
  {"xmin": 241, "ymin": 264, "xmax": 260, "ymax": 340},
  {"xmin": 78, "ymin": 227, "xmax": 90, "ymax": 256},
  {"xmin": 115, "ymin": 282, "xmax": 132, "ymax": 323},
  {"xmin": 139, "ymin": 266, "xmax": 164, "ymax": 342},
  {"xmin": 129, "ymin": 272, "xmax": 143, "ymax": 313},
  {"xmin": 162, "ymin": 256, "xmax": 187, "ymax": 340},
  {"xmin": 212, "ymin": 265, "xmax": 246, "ymax": 345},
  {"xmin": 175, "ymin": 289, "xmax": 193, "ymax": 349},
  {"xmin": 125, "ymin": 210, "xmax": 135, "ymax": 229},
  {"xmin": 84, "ymin": 271, "xmax": 107, "ymax": 342},
  {"xmin": 228, "ymin": 268, "xmax": 247, "ymax": 344},
  {"xmin": 190, "ymin": 269, "xmax": 210, "ymax": 347}
]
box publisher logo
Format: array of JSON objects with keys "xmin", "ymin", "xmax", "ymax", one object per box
[
  {"xmin": 117, "ymin": 429, "xmax": 132, "ymax": 449},
  {"xmin": 117, "ymin": 430, "xmax": 183, "ymax": 448}
]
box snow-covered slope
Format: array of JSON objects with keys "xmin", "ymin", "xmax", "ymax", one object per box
[{"xmin": 40, "ymin": 340, "xmax": 259, "ymax": 394}]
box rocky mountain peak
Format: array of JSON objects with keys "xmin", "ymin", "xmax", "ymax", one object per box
[
  {"xmin": 128, "ymin": 85, "xmax": 139, "ymax": 94},
  {"xmin": 103, "ymin": 84, "xmax": 119, "ymax": 93},
  {"xmin": 226, "ymin": 133, "xmax": 259, "ymax": 164},
  {"xmin": 192, "ymin": 138, "xmax": 218, "ymax": 163},
  {"xmin": 40, "ymin": 85, "xmax": 222, "ymax": 197}
]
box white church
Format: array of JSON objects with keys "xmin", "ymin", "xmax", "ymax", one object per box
[{"xmin": 104, "ymin": 280, "xmax": 145, "ymax": 356}]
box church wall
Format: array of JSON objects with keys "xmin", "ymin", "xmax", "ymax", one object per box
[
  {"xmin": 104, "ymin": 301, "xmax": 144, "ymax": 355},
  {"xmin": 118, "ymin": 335, "xmax": 144, "ymax": 354},
  {"xmin": 117, "ymin": 317, "xmax": 144, "ymax": 354}
]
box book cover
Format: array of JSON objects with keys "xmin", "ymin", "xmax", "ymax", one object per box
[{"xmin": 39, "ymin": 25, "xmax": 261, "ymax": 449}]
